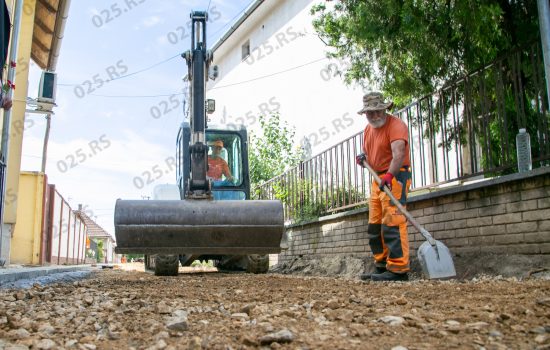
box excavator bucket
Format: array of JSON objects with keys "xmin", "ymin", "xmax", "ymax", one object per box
[{"xmin": 114, "ymin": 199, "xmax": 284, "ymax": 255}]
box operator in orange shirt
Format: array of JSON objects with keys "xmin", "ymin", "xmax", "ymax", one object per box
[
  {"xmin": 207, "ymin": 140, "xmax": 234, "ymax": 182},
  {"xmin": 356, "ymin": 92, "xmax": 412, "ymax": 282}
]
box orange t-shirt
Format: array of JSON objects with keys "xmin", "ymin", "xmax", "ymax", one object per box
[
  {"xmin": 207, "ymin": 157, "xmax": 231, "ymax": 180},
  {"xmin": 362, "ymin": 114, "xmax": 410, "ymax": 172}
]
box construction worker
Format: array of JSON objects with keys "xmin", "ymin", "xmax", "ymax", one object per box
[
  {"xmin": 356, "ymin": 92, "xmax": 411, "ymax": 281},
  {"xmin": 207, "ymin": 139, "xmax": 234, "ymax": 182}
]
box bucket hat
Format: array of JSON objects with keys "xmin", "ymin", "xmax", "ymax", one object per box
[{"xmin": 357, "ymin": 92, "xmax": 393, "ymax": 114}]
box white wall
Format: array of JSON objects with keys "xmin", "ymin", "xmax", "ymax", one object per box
[
  {"xmin": 207, "ymin": 0, "xmax": 370, "ymax": 158},
  {"xmin": 106, "ymin": 238, "xmax": 114, "ymax": 263}
]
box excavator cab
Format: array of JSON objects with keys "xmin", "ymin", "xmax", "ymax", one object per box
[{"xmin": 177, "ymin": 123, "xmax": 250, "ymax": 201}]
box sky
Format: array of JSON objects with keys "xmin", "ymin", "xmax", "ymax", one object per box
[
  {"xmin": 21, "ymin": 0, "xmax": 259, "ymax": 235},
  {"xmin": 20, "ymin": 0, "xmax": 361, "ymax": 237}
]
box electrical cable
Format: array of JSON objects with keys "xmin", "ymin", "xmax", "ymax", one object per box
[
  {"xmin": 72, "ymin": 57, "xmax": 328, "ymax": 98},
  {"xmin": 104, "ymin": 54, "xmax": 181, "ymax": 82},
  {"xmin": 57, "ymin": 54, "xmax": 181, "ymax": 87},
  {"xmin": 209, "ymin": 57, "xmax": 327, "ymax": 90},
  {"xmin": 87, "ymin": 92, "xmax": 185, "ymax": 98},
  {"xmin": 57, "ymin": 0, "xmax": 254, "ymax": 87}
]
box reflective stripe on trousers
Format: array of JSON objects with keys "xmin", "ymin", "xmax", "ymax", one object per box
[{"xmin": 367, "ymin": 167, "xmax": 412, "ymax": 273}]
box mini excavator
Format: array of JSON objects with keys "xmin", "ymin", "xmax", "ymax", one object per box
[{"xmin": 114, "ymin": 11, "xmax": 284, "ymax": 275}]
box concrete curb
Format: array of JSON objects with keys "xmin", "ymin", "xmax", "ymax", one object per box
[{"xmin": 0, "ymin": 265, "xmax": 92, "ymax": 285}]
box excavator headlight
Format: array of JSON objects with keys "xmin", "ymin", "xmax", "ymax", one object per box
[{"xmin": 206, "ymin": 99, "xmax": 215, "ymax": 114}]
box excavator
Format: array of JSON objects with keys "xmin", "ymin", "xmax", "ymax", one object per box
[{"xmin": 113, "ymin": 11, "xmax": 284, "ymax": 275}]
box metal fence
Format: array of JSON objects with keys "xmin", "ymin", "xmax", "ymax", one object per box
[
  {"xmin": 44, "ymin": 184, "xmax": 89, "ymax": 265},
  {"xmin": 255, "ymin": 41, "xmax": 550, "ymax": 222}
]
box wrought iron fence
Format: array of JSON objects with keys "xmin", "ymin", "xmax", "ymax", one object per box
[{"xmin": 254, "ymin": 41, "xmax": 550, "ymax": 223}]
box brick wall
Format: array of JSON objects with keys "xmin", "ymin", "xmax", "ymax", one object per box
[{"xmin": 279, "ymin": 167, "xmax": 550, "ymax": 264}]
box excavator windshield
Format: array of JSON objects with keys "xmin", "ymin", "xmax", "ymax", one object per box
[
  {"xmin": 206, "ymin": 133, "xmax": 243, "ymax": 187},
  {"xmin": 176, "ymin": 123, "xmax": 250, "ymax": 200}
]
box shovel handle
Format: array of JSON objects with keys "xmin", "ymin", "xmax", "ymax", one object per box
[{"xmin": 362, "ymin": 161, "xmax": 437, "ymax": 246}]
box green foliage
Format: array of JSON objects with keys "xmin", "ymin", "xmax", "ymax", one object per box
[
  {"xmin": 191, "ymin": 260, "xmax": 214, "ymax": 267},
  {"xmin": 95, "ymin": 239, "xmax": 104, "ymax": 263},
  {"xmin": 311, "ymin": 0, "xmax": 540, "ymax": 105},
  {"xmin": 284, "ymin": 177, "xmax": 368, "ymax": 224},
  {"xmin": 289, "ymin": 179, "xmax": 325, "ymax": 223},
  {"xmin": 249, "ymin": 114, "xmax": 303, "ymax": 188}
]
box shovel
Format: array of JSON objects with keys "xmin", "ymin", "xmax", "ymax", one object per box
[{"xmin": 362, "ymin": 161, "xmax": 456, "ymax": 280}]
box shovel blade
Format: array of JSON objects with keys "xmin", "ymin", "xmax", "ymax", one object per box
[{"xmin": 417, "ymin": 240, "xmax": 456, "ymax": 280}]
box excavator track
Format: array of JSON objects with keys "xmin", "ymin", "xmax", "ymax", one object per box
[
  {"xmin": 246, "ymin": 254, "xmax": 269, "ymax": 274},
  {"xmin": 144, "ymin": 255, "xmax": 180, "ymax": 276}
]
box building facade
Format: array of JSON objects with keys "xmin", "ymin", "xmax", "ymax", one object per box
[
  {"xmin": 1, "ymin": 0, "xmax": 72, "ymax": 264},
  {"xmin": 206, "ymin": 0, "xmax": 367, "ymax": 156},
  {"xmin": 76, "ymin": 206, "xmax": 117, "ymax": 264}
]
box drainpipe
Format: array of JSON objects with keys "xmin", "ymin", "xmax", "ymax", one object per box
[
  {"xmin": 0, "ymin": 0, "xmax": 24, "ymax": 266},
  {"xmin": 48, "ymin": 0, "xmax": 71, "ymax": 71},
  {"xmin": 41, "ymin": 113, "xmax": 51, "ymax": 172},
  {"xmin": 538, "ymin": 0, "xmax": 550, "ymax": 109},
  {"xmin": 41, "ymin": 0, "xmax": 70, "ymax": 173}
]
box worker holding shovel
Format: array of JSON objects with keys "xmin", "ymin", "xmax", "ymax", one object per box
[{"xmin": 356, "ymin": 92, "xmax": 412, "ymax": 282}]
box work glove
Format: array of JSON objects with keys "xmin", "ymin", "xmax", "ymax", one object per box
[
  {"xmin": 379, "ymin": 172, "xmax": 394, "ymax": 191},
  {"xmin": 356, "ymin": 153, "xmax": 366, "ymax": 166}
]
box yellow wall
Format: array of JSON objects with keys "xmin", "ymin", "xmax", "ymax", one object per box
[
  {"xmin": 11, "ymin": 171, "xmax": 44, "ymax": 264},
  {"xmin": 3, "ymin": 0, "xmax": 37, "ymax": 223}
]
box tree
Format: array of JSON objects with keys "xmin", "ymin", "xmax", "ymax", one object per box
[
  {"xmin": 95, "ymin": 239, "xmax": 104, "ymax": 263},
  {"xmin": 311, "ymin": 0, "xmax": 540, "ymax": 106},
  {"xmin": 249, "ymin": 114, "xmax": 303, "ymax": 188}
]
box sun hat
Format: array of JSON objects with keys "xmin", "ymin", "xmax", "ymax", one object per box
[{"xmin": 357, "ymin": 92, "xmax": 393, "ymax": 114}]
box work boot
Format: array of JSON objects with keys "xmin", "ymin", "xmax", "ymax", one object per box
[
  {"xmin": 360, "ymin": 266, "xmax": 386, "ymax": 281},
  {"xmin": 371, "ymin": 270, "xmax": 409, "ymax": 282}
]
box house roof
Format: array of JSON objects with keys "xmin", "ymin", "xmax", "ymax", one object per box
[
  {"xmin": 211, "ymin": 0, "xmax": 264, "ymax": 53},
  {"xmin": 74, "ymin": 210, "xmax": 115, "ymax": 242},
  {"xmin": 31, "ymin": 0, "xmax": 70, "ymax": 70}
]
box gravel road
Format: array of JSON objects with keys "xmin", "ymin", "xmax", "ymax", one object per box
[{"xmin": 0, "ymin": 265, "xmax": 549, "ymax": 350}]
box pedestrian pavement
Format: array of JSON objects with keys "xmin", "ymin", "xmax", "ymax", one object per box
[{"xmin": 0, "ymin": 264, "xmax": 93, "ymax": 285}]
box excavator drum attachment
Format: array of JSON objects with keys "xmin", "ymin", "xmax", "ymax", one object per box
[{"xmin": 114, "ymin": 199, "xmax": 284, "ymax": 255}]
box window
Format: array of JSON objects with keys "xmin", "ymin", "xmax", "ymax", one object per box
[
  {"xmin": 241, "ymin": 40, "xmax": 250, "ymax": 60},
  {"xmin": 206, "ymin": 133, "xmax": 243, "ymax": 187}
]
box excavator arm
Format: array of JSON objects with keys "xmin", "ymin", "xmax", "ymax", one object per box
[{"xmin": 184, "ymin": 11, "xmax": 210, "ymax": 196}]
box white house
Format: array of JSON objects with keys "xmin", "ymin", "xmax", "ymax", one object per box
[
  {"xmin": 75, "ymin": 206, "xmax": 118, "ymax": 264},
  {"xmin": 206, "ymin": 0, "xmax": 369, "ymax": 156}
]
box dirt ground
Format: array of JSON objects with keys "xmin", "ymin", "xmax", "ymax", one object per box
[{"xmin": 0, "ymin": 262, "xmax": 549, "ymax": 350}]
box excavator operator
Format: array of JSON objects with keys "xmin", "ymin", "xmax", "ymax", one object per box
[{"xmin": 207, "ymin": 139, "xmax": 234, "ymax": 183}]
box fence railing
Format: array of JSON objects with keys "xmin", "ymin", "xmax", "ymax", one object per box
[
  {"xmin": 45, "ymin": 185, "xmax": 89, "ymax": 265},
  {"xmin": 254, "ymin": 41, "xmax": 549, "ymax": 223}
]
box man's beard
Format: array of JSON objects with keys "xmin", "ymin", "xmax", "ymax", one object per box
[{"xmin": 370, "ymin": 119, "xmax": 386, "ymax": 128}]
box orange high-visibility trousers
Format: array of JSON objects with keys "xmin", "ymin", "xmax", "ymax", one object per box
[{"xmin": 367, "ymin": 168, "xmax": 412, "ymax": 273}]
